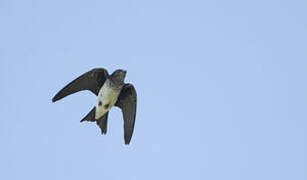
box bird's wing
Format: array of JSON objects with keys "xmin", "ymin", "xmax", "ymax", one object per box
[
  {"xmin": 115, "ymin": 83, "xmax": 137, "ymax": 145},
  {"xmin": 52, "ymin": 68, "xmax": 108, "ymax": 102}
]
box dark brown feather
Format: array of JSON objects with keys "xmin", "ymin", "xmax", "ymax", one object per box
[
  {"xmin": 115, "ymin": 84, "xmax": 137, "ymax": 144},
  {"xmin": 52, "ymin": 68, "xmax": 108, "ymax": 102},
  {"xmin": 80, "ymin": 107, "xmax": 96, "ymax": 122},
  {"xmin": 80, "ymin": 107, "xmax": 109, "ymax": 134},
  {"xmin": 96, "ymin": 112, "xmax": 109, "ymax": 134}
]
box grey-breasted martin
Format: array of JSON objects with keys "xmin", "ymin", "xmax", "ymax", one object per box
[{"xmin": 52, "ymin": 68, "xmax": 137, "ymax": 145}]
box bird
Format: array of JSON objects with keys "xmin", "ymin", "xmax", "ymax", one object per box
[{"xmin": 52, "ymin": 68, "xmax": 137, "ymax": 145}]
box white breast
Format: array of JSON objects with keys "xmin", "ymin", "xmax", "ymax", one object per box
[{"xmin": 95, "ymin": 80, "xmax": 121, "ymax": 119}]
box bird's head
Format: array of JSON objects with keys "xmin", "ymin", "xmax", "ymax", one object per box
[{"xmin": 110, "ymin": 69, "xmax": 127, "ymax": 85}]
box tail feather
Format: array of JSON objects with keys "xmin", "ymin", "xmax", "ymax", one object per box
[
  {"xmin": 80, "ymin": 107, "xmax": 96, "ymax": 122},
  {"xmin": 81, "ymin": 107, "xmax": 109, "ymax": 134},
  {"xmin": 96, "ymin": 113, "xmax": 109, "ymax": 134}
]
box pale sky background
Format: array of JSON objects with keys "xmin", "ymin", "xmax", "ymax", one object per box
[{"xmin": 1, "ymin": 0, "xmax": 307, "ymax": 179}]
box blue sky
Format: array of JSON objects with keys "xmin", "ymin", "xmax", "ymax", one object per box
[{"xmin": 1, "ymin": 0, "xmax": 306, "ymax": 179}]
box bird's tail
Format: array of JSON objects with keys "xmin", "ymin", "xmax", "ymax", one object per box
[
  {"xmin": 96, "ymin": 113, "xmax": 108, "ymax": 134},
  {"xmin": 80, "ymin": 107, "xmax": 96, "ymax": 122},
  {"xmin": 81, "ymin": 107, "xmax": 108, "ymax": 134}
]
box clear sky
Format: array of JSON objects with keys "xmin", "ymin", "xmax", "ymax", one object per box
[{"xmin": 1, "ymin": 0, "xmax": 306, "ymax": 179}]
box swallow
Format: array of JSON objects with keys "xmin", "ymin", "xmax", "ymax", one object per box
[{"xmin": 52, "ymin": 68, "xmax": 137, "ymax": 145}]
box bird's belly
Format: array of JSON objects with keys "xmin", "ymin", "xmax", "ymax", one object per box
[{"xmin": 95, "ymin": 85, "xmax": 120, "ymax": 119}]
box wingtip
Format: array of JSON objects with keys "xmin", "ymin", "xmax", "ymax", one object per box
[{"xmin": 52, "ymin": 96, "xmax": 58, "ymax": 103}]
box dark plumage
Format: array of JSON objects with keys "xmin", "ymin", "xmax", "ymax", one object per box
[{"xmin": 52, "ymin": 68, "xmax": 137, "ymax": 145}]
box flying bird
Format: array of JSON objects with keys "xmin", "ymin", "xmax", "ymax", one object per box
[{"xmin": 52, "ymin": 68, "xmax": 137, "ymax": 145}]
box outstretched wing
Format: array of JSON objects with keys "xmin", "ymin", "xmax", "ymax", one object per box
[
  {"xmin": 115, "ymin": 84, "xmax": 137, "ymax": 145},
  {"xmin": 52, "ymin": 68, "xmax": 108, "ymax": 102}
]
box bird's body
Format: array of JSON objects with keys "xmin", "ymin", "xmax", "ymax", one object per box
[
  {"xmin": 52, "ymin": 68, "xmax": 137, "ymax": 145},
  {"xmin": 95, "ymin": 78, "xmax": 123, "ymax": 119}
]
